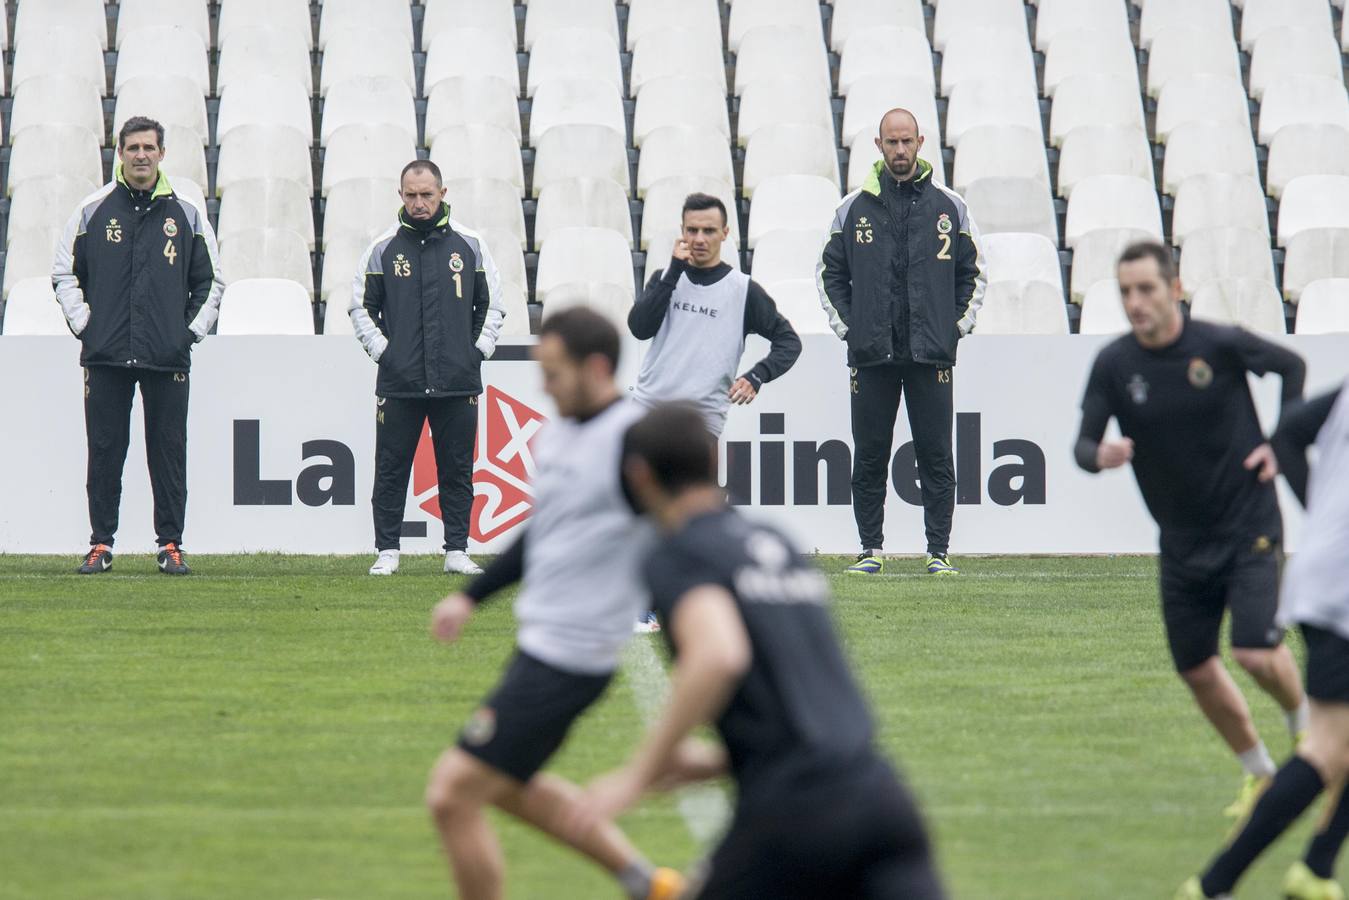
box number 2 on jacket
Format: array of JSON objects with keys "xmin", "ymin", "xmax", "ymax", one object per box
[
  {"xmin": 936, "ymin": 234, "xmax": 952, "ymax": 261},
  {"xmin": 163, "ymin": 239, "xmax": 177, "ymax": 266}
]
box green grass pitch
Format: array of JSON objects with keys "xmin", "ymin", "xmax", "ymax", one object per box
[{"xmin": 0, "ymin": 554, "xmax": 1321, "ymax": 899}]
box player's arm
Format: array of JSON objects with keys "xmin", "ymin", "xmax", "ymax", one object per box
[
  {"xmin": 185, "ymin": 205, "xmax": 225, "ymax": 340},
  {"xmin": 730, "ymin": 280, "xmax": 802, "ymax": 405},
  {"xmin": 349, "ymin": 240, "xmax": 389, "ymax": 362},
  {"xmin": 952, "ymin": 200, "xmax": 986, "ymax": 337},
  {"xmin": 817, "ymin": 208, "xmax": 852, "ymax": 339},
  {"xmin": 1227, "ymin": 327, "xmax": 1306, "ymax": 408},
  {"xmin": 52, "ymin": 207, "xmax": 91, "ymax": 336},
  {"xmin": 470, "ymin": 236, "xmax": 506, "ymax": 359},
  {"xmin": 627, "ymin": 239, "xmax": 690, "ymax": 339},
  {"xmin": 1074, "ymin": 356, "xmax": 1132, "ymax": 472},
  {"xmin": 1269, "ymin": 388, "xmax": 1342, "ymax": 507},
  {"xmin": 430, "ymin": 534, "xmax": 527, "ymax": 643}
]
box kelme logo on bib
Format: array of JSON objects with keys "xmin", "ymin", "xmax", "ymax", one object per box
[
  {"xmin": 937, "ymin": 213, "xmax": 952, "ymax": 235},
  {"xmin": 1188, "ymin": 357, "xmax": 1213, "ymax": 389},
  {"xmin": 163, "ymin": 218, "xmax": 178, "ymax": 238},
  {"xmin": 449, "ymin": 253, "xmax": 464, "ymax": 273}
]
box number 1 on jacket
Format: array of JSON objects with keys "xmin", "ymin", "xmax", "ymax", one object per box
[{"xmin": 452, "ymin": 272, "xmax": 462, "ymax": 298}]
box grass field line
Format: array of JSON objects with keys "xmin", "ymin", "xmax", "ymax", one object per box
[
  {"xmin": 622, "ymin": 637, "xmax": 729, "ymax": 847},
  {"xmin": 826, "ymin": 572, "xmax": 1154, "ymax": 580}
]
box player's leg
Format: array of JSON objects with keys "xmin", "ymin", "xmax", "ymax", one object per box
[
  {"xmin": 847, "ymin": 364, "xmax": 903, "ymax": 573},
  {"xmin": 426, "ymin": 394, "xmax": 482, "ymax": 575},
  {"xmin": 899, "ymin": 363, "xmax": 956, "ymax": 574},
  {"xmin": 139, "ymin": 370, "xmax": 191, "ymax": 573},
  {"xmin": 369, "ymin": 396, "xmax": 424, "ymax": 574},
  {"xmin": 1227, "ymin": 539, "xmax": 1308, "ymax": 741},
  {"xmin": 81, "ymin": 366, "xmax": 136, "ymax": 571},
  {"xmin": 425, "ymin": 747, "xmax": 513, "ymax": 900},
  {"xmin": 856, "ymin": 765, "xmax": 947, "ymax": 900}
]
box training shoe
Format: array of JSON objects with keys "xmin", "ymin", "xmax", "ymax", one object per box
[
  {"xmin": 1223, "ymin": 773, "xmax": 1272, "ymax": 819},
  {"xmin": 1284, "ymin": 861, "xmax": 1345, "ymax": 900},
  {"xmin": 925, "ymin": 554, "xmax": 959, "ymax": 575},
  {"xmin": 77, "ymin": 544, "xmax": 113, "ymax": 574},
  {"xmin": 157, "ymin": 542, "xmax": 191, "ymax": 575},
  {"xmin": 368, "ymin": 550, "xmax": 400, "ymax": 576},
  {"xmin": 646, "ymin": 867, "xmax": 685, "ymax": 900},
  {"xmin": 846, "ymin": 552, "xmax": 883, "ymax": 574},
  {"xmin": 634, "ymin": 612, "xmax": 661, "ymax": 634},
  {"xmin": 1174, "ymin": 876, "xmax": 1231, "ymax": 900},
  {"xmin": 443, "ymin": 550, "xmax": 483, "ymax": 575}
]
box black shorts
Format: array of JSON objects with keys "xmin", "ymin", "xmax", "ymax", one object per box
[
  {"xmin": 1159, "ymin": 533, "xmax": 1284, "ymax": 672},
  {"xmin": 689, "ymin": 758, "xmax": 944, "ymax": 900},
  {"xmin": 1301, "ymin": 625, "xmax": 1349, "ymax": 704},
  {"xmin": 456, "ymin": 651, "xmax": 612, "ymax": 783}
]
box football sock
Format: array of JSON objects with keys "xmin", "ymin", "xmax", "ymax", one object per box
[
  {"xmin": 1304, "ymin": 782, "xmax": 1349, "ymax": 878},
  {"xmin": 1287, "ymin": 698, "xmax": 1311, "ymax": 738},
  {"xmin": 617, "ymin": 860, "xmax": 654, "ymax": 899},
  {"xmin": 1202, "ymin": 755, "xmax": 1325, "ymax": 896},
  {"xmin": 1238, "ymin": 741, "xmax": 1278, "ymax": 778}
]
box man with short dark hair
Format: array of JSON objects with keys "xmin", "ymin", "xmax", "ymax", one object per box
[
  {"xmin": 818, "ymin": 108, "xmax": 985, "ymax": 576},
  {"xmin": 350, "ymin": 159, "xmax": 506, "ymax": 576},
  {"xmin": 1076, "ymin": 240, "xmax": 1309, "ymax": 823},
  {"xmin": 630, "ymin": 192, "xmax": 800, "ymax": 437},
  {"xmin": 53, "ymin": 115, "xmax": 224, "ymax": 575}
]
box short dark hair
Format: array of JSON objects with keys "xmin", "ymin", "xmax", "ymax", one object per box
[
  {"xmin": 118, "ymin": 116, "xmax": 165, "ymax": 151},
  {"xmin": 623, "ymin": 403, "xmax": 717, "ymax": 494},
  {"xmin": 538, "ymin": 307, "xmax": 621, "ymax": 372},
  {"xmin": 681, "ymin": 192, "xmax": 727, "ymax": 227},
  {"xmin": 400, "ymin": 159, "xmax": 443, "ymax": 187},
  {"xmin": 1118, "ymin": 241, "xmax": 1177, "ymax": 284}
]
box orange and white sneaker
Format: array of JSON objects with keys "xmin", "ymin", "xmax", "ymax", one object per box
[
  {"xmin": 646, "ymin": 867, "xmax": 686, "ymax": 900},
  {"xmin": 77, "ymin": 544, "xmax": 113, "ymax": 574},
  {"xmin": 157, "ymin": 542, "xmax": 191, "ymax": 575}
]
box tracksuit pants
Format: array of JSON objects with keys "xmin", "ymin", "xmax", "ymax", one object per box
[
  {"xmin": 372, "ymin": 395, "xmax": 478, "ymax": 552},
  {"xmin": 849, "ymin": 362, "xmax": 954, "ymax": 557},
  {"xmin": 84, "ymin": 365, "xmax": 190, "ymax": 548}
]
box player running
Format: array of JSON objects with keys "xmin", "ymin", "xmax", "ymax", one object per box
[
  {"xmin": 424, "ymin": 308, "xmax": 682, "ymax": 900},
  {"xmin": 572, "ymin": 402, "xmax": 945, "ymax": 899},
  {"xmin": 1178, "ymin": 382, "xmax": 1349, "ymax": 900},
  {"xmin": 1075, "ymin": 241, "xmax": 1309, "ymax": 821}
]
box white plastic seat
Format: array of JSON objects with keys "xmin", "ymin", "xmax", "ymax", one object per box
[
  {"xmin": 322, "ymin": 126, "xmax": 417, "ymax": 197},
  {"xmin": 1172, "ymin": 175, "xmax": 1270, "ymax": 246},
  {"xmin": 747, "ymin": 176, "xmax": 841, "ymax": 249},
  {"xmin": 320, "ymin": 77, "xmax": 417, "ymax": 146},
  {"xmin": 939, "ymin": 26, "xmax": 1037, "ymax": 97},
  {"xmin": 429, "ymin": 125, "xmax": 526, "ymax": 197},
  {"xmin": 1179, "ymin": 227, "xmax": 1276, "ymax": 298},
  {"xmin": 7, "ymin": 176, "xmax": 99, "ymax": 246},
  {"xmin": 12, "ymin": 28, "xmax": 103, "ymax": 95},
  {"xmin": 217, "ymin": 76, "xmax": 314, "ymax": 144},
  {"xmin": 640, "ymin": 176, "xmax": 740, "ymax": 251},
  {"xmin": 1078, "ymin": 279, "xmax": 1130, "ymax": 333},
  {"xmin": 1242, "ymin": 0, "xmax": 1332, "ymax": 51},
  {"xmin": 323, "ymin": 178, "xmax": 399, "ymax": 248},
  {"xmin": 952, "ymin": 125, "xmax": 1048, "ymax": 193},
  {"xmin": 842, "ymin": 76, "xmax": 942, "ymax": 147},
  {"xmin": 759, "ymin": 279, "xmax": 832, "ymax": 334},
  {"xmin": 217, "ymin": 26, "xmax": 313, "ymax": 96},
  {"xmin": 1, "ymin": 279, "xmax": 68, "ymax": 334},
  {"xmin": 1043, "ymin": 28, "xmax": 1139, "ymax": 97},
  {"xmin": 945, "ymin": 80, "xmax": 1043, "ymax": 149},
  {"xmin": 933, "ymin": 0, "xmax": 1027, "ymax": 52},
  {"xmin": 216, "ymin": 125, "xmax": 314, "ymax": 197},
  {"xmin": 1070, "ymin": 229, "xmax": 1156, "ymax": 302},
  {"xmin": 742, "ymin": 125, "xmax": 840, "ymax": 198},
  {"xmin": 1146, "ymin": 25, "xmax": 1243, "ymax": 98},
  {"xmin": 963, "ymin": 177, "xmax": 1059, "ymax": 244},
  {"xmin": 425, "ymin": 76, "xmax": 521, "ymax": 146},
  {"xmin": 1035, "ymin": 0, "xmax": 1129, "ymax": 52},
  {"xmin": 1050, "ymin": 75, "xmax": 1145, "ymax": 145},
  {"xmin": 1249, "ymin": 27, "xmax": 1342, "ymax": 102},
  {"xmin": 11, "ymin": 76, "xmax": 104, "ymax": 145},
  {"xmin": 541, "ymin": 282, "xmax": 634, "ymax": 329},
  {"xmin": 527, "ymin": 28, "xmax": 622, "ymax": 98},
  {"xmin": 1154, "ymin": 76, "xmax": 1250, "ymax": 144},
  {"xmin": 529, "ymin": 79, "xmax": 626, "ymax": 146},
  {"xmin": 442, "ymin": 178, "xmax": 528, "ymax": 250},
  {"xmin": 1283, "ymin": 229, "xmax": 1349, "ymax": 301},
  {"xmin": 524, "ymin": 0, "xmax": 619, "ymax": 50},
  {"xmin": 1295, "ymin": 280, "xmax": 1349, "ymax": 333},
  {"xmin": 324, "ymin": 284, "xmax": 356, "ymax": 335},
  {"xmin": 535, "ymin": 178, "xmax": 632, "ymax": 250},
  {"xmin": 980, "ymin": 232, "xmax": 1064, "ymax": 293},
  {"xmin": 737, "ymin": 78, "xmax": 835, "ymax": 148},
  {"xmin": 216, "ymin": 278, "xmax": 316, "ymax": 335},
  {"xmin": 727, "ymin": 0, "xmax": 821, "ymax": 52},
  {"xmin": 318, "ymin": 0, "xmax": 412, "ymax": 50},
  {"xmin": 535, "ymin": 227, "xmax": 634, "ymax": 302},
  {"xmin": 633, "ymin": 77, "xmax": 730, "ymax": 146},
  {"xmin": 218, "ymin": 179, "xmax": 316, "ymax": 249},
  {"xmin": 480, "ymin": 228, "xmax": 528, "ymax": 293},
  {"xmin": 423, "ymin": 0, "xmax": 517, "ymax": 54},
  {"xmin": 838, "ymin": 26, "xmax": 934, "ymax": 96},
  {"xmin": 832, "ymin": 0, "xmax": 925, "ymax": 53},
  {"xmin": 626, "ymin": 0, "xmax": 721, "ymax": 52},
  {"xmin": 750, "ymin": 229, "xmax": 831, "ymax": 285},
  {"xmin": 1190, "ymin": 279, "xmax": 1286, "ymax": 334},
  {"xmin": 169, "ymin": 177, "xmax": 209, "ymax": 224},
  {"xmin": 1278, "ymin": 176, "xmax": 1349, "ymax": 246},
  {"xmin": 219, "ymin": 230, "xmax": 315, "ymax": 292},
  {"xmin": 1267, "ymin": 125, "xmax": 1349, "ymax": 200},
  {"xmin": 320, "ymin": 230, "xmax": 382, "ymax": 301},
  {"xmin": 7, "ymin": 126, "xmax": 102, "ymax": 197},
  {"xmin": 494, "ymin": 280, "xmax": 532, "ymax": 337},
  {"xmin": 847, "ymin": 131, "xmax": 947, "ymax": 191},
  {"xmin": 1057, "ymin": 126, "xmax": 1152, "ymax": 199},
  {"xmin": 114, "ymin": 27, "xmax": 209, "ymax": 96},
  {"xmin": 735, "ymin": 26, "xmax": 830, "ymax": 95},
  {"xmin": 320, "ymin": 28, "xmax": 416, "ymax": 96},
  {"xmin": 630, "ymin": 29, "xmax": 726, "ymax": 98},
  {"xmin": 532, "ymin": 124, "xmax": 630, "ymax": 197},
  {"xmin": 973, "ymin": 281, "xmax": 1069, "ymax": 335},
  {"xmin": 1162, "ymin": 122, "xmax": 1259, "ymax": 195},
  {"xmin": 1259, "ymin": 76, "xmax": 1349, "ymax": 145},
  {"xmin": 1064, "ymin": 176, "xmax": 1162, "ymax": 248},
  {"xmin": 14, "ymin": 0, "xmax": 106, "ymax": 51},
  {"xmin": 113, "ymin": 77, "xmax": 209, "ymax": 147},
  {"xmin": 1139, "ymin": 0, "xmax": 1233, "ymax": 50},
  {"xmin": 637, "ymin": 126, "xmax": 735, "ymax": 199},
  {"xmin": 218, "ymin": 0, "xmax": 312, "ymax": 50},
  {"xmin": 424, "ymin": 28, "xmax": 520, "ymax": 96},
  {"xmin": 4, "ymin": 230, "xmax": 64, "ymax": 298}
]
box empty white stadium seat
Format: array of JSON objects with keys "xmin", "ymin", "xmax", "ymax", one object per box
[
  {"xmin": 1279, "ymin": 176, "xmax": 1349, "ymax": 246},
  {"xmin": 218, "ymin": 178, "xmax": 316, "ymax": 249},
  {"xmin": 1295, "ymin": 280, "xmax": 1349, "ymax": 333},
  {"xmin": 735, "ymin": 25, "xmax": 830, "ymax": 95},
  {"xmin": 169, "ymin": 176, "xmax": 209, "ymax": 222},
  {"xmin": 939, "ymin": 27, "xmax": 1037, "ymax": 97},
  {"xmin": 747, "ymin": 176, "xmax": 841, "ymax": 248},
  {"xmin": 323, "ymin": 178, "xmax": 399, "ymax": 248},
  {"xmin": 637, "ymin": 126, "xmax": 734, "ymax": 198},
  {"xmin": 1283, "ymin": 229, "xmax": 1349, "ymax": 301},
  {"xmin": 3, "ymin": 230, "xmax": 64, "ymax": 298},
  {"xmin": 1241, "ymin": 0, "xmax": 1332, "ymax": 51},
  {"xmin": 324, "ymin": 285, "xmax": 356, "ymax": 336},
  {"xmin": 1035, "ymin": 0, "xmax": 1129, "ymax": 52},
  {"xmin": 425, "ymin": 76, "xmax": 521, "ymax": 146},
  {"xmin": 318, "ymin": 0, "xmax": 412, "ymax": 50},
  {"xmin": 320, "ymin": 231, "xmax": 380, "ymax": 301},
  {"xmin": 842, "ymin": 76, "xmax": 942, "ymax": 147},
  {"xmin": 1139, "ymin": 0, "xmax": 1232, "ymax": 50},
  {"xmin": 532, "ymin": 124, "xmax": 631, "ymax": 197},
  {"xmin": 535, "ymin": 178, "xmax": 632, "ymax": 250},
  {"xmin": 727, "ymin": 0, "xmax": 820, "ymax": 52},
  {"xmin": 535, "ymin": 227, "xmax": 634, "ymax": 302},
  {"xmin": 847, "ymin": 131, "xmax": 947, "ymax": 191},
  {"xmin": 12, "ymin": 27, "xmax": 103, "ymax": 95},
  {"xmin": 1190, "ymin": 279, "xmax": 1286, "ymax": 334},
  {"xmin": 1171, "ymin": 174, "xmax": 1269, "ymax": 246},
  {"xmin": 524, "ymin": 0, "xmax": 619, "ymax": 50},
  {"xmin": 738, "ymin": 78, "xmax": 835, "ymax": 148},
  {"xmin": 1050, "ymin": 75, "xmax": 1145, "ymax": 145},
  {"xmin": 11, "ymin": 76, "xmax": 104, "ymax": 145},
  {"xmin": 113, "ymin": 77, "xmax": 209, "ymax": 147},
  {"xmin": 760, "ymin": 279, "xmax": 832, "ymax": 334},
  {"xmin": 1069, "ymin": 229, "xmax": 1156, "ymax": 302},
  {"xmin": 630, "ymin": 29, "xmax": 726, "ymax": 97},
  {"xmin": 973, "ymin": 281, "xmax": 1069, "ymax": 335},
  {"xmin": 218, "ymin": 0, "xmax": 312, "ymax": 51},
  {"xmin": 1078, "ymin": 279, "xmax": 1130, "ymax": 334},
  {"xmin": 495, "ymin": 281, "xmax": 532, "ymax": 337},
  {"xmin": 751, "ymin": 230, "xmax": 831, "ymax": 285},
  {"xmin": 945, "ymin": 80, "xmax": 1042, "ymax": 149},
  {"xmin": 320, "ymin": 28, "xmax": 416, "ymax": 96},
  {"xmin": 633, "ymin": 77, "xmax": 730, "ymax": 146},
  {"xmin": 320, "ymin": 77, "xmax": 417, "ymax": 146},
  {"xmin": 1267, "ymin": 125, "xmax": 1349, "ymax": 200},
  {"xmin": 1249, "ymin": 27, "xmax": 1342, "ymax": 102},
  {"xmin": 626, "ymin": 0, "xmax": 721, "ymax": 52},
  {"xmin": 527, "ymin": 27, "xmax": 622, "ymax": 98},
  {"xmin": 640, "ymin": 176, "xmax": 740, "ymax": 251},
  {"xmin": 423, "ymin": 0, "xmax": 517, "ymax": 53},
  {"xmin": 216, "ymin": 125, "xmax": 314, "ymax": 197},
  {"xmin": 220, "ymin": 229, "xmax": 315, "ymax": 291},
  {"xmin": 1057, "ymin": 126, "xmax": 1152, "ymax": 199},
  {"xmin": 114, "ymin": 27, "xmax": 209, "ymax": 96},
  {"xmin": 962, "ymin": 177, "xmax": 1059, "ymax": 244},
  {"xmin": 1155, "ymin": 76, "xmax": 1250, "ymax": 144},
  {"xmin": 1043, "ymin": 28, "xmax": 1139, "ymax": 97},
  {"xmin": 1258, "ymin": 76, "xmax": 1349, "ymax": 145},
  {"xmin": 429, "ymin": 125, "xmax": 525, "ymax": 197},
  {"xmin": 953, "ymin": 125, "xmax": 1049, "ymax": 193},
  {"xmin": 442, "ymin": 178, "xmax": 528, "ymax": 249},
  {"xmin": 216, "ymin": 279, "xmax": 315, "ymax": 335},
  {"xmin": 540, "ymin": 281, "xmax": 633, "ymax": 328},
  {"xmin": 743, "ymin": 125, "xmax": 840, "ymax": 198},
  {"xmin": 832, "ymin": 0, "xmax": 924, "ymax": 54},
  {"xmin": 1, "ymin": 279, "xmax": 68, "ymax": 335},
  {"xmin": 1179, "ymin": 227, "xmax": 1276, "ymax": 297},
  {"xmin": 529, "ymin": 79, "xmax": 626, "ymax": 146},
  {"xmin": 15, "ymin": 0, "xmax": 106, "ymax": 51},
  {"xmin": 8, "ymin": 176, "xmax": 99, "ymax": 247},
  {"xmin": 838, "ymin": 26, "xmax": 934, "ymax": 96},
  {"xmin": 1162, "ymin": 122, "xmax": 1259, "ymax": 195},
  {"xmin": 1146, "ymin": 25, "xmax": 1243, "ymax": 98},
  {"xmin": 932, "ymin": 0, "xmax": 1027, "ymax": 52},
  {"xmin": 217, "ymin": 76, "xmax": 314, "ymax": 144},
  {"xmin": 981, "ymin": 232, "xmax": 1064, "ymax": 293},
  {"xmin": 8, "ymin": 126, "xmax": 102, "ymax": 197},
  {"xmin": 217, "ymin": 26, "xmax": 313, "ymax": 96},
  {"xmin": 1064, "ymin": 176, "xmax": 1162, "ymax": 247},
  {"xmin": 424, "ymin": 29, "xmax": 520, "ymax": 96},
  {"xmin": 480, "ymin": 228, "xmax": 528, "ymax": 292}
]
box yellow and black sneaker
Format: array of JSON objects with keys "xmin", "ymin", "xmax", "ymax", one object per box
[
  {"xmin": 77, "ymin": 543, "xmax": 113, "ymax": 575},
  {"xmin": 846, "ymin": 551, "xmax": 883, "ymax": 574},
  {"xmin": 1284, "ymin": 861, "xmax": 1345, "ymax": 900},
  {"xmin": 925, "ymin": 554, "xmax": 959, "ymax": 575},
  {"xmin": 157, "ymin": 542, "xmax": 191, "ymax": 576}
]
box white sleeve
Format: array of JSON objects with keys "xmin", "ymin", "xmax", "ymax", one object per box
[
  {"xmin": 474, "ymin": 237, "xmax": 506, "ymax": 359},
  {"xmin": 52, "ymin": 207, "xmax": 91, "ymax": 336}
]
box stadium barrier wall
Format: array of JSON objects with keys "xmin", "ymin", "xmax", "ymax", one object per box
[{"xmin": 2, "ymin": 334, "xmax": 1346, "ymax": 555}]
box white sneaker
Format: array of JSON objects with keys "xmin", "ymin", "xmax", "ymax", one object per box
[
  {"xmin": 633, "ymin": 612, "xmax": 661, "ymax": 634},
  {"xmin": 369, "ymin": 550, "xmax": 400, "ymax": 575},
  {"xmin": 444, "ymin": 550, "xmax": 483, "ymax": 575}
]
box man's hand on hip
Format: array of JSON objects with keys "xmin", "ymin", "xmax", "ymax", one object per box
[{"xmin": 728, "ymin": 377, "xmax": 758, "ymax": 405}]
